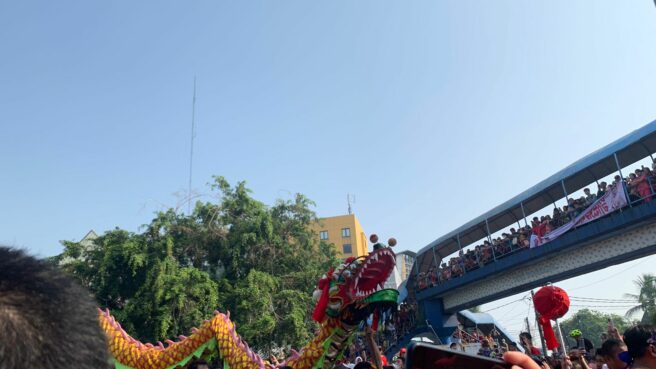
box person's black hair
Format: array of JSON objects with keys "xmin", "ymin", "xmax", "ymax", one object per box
[
  {"xmin": 519, "ymin": 332, "xmax": 533, "ymax": 341},
  {"xmin": 624, "ymin": 325, "xmax": 655, "ymax": 360},
  {"xmin": 552, "ymin": 360, "xmax": 563, "ymax": 369},
  {"xmin": 0, "ymin": 247, "xmax": 111, "ymax": 369},
  {"xmin": 354, "ymin": 362, "xmax": 373, "ymax": 369},
  {"xmin": 598, "ymin": 338, "xmax": 623, "ymax": 357},
  {"xmin": 189, "ymin": 359, "xmax": 209, "ymax": 369}
]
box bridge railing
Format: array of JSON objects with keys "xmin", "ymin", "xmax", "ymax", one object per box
[
  {"xmin": 411, "ymin": 120, "xmax": 656, "ymax": 297},
  {"xmin": 413, "ymin": 179, "xmax": 656, "ymax": 293}
]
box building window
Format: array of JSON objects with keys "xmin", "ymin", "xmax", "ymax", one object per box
[
  {"xmin": 342, "ymin": 244, "xmax": 352, "ymax": 254},
  {"xmin": 341, "ymin": 228, "xmax": 351, "ymax": 237},
  {"xmin": 320, "ymin": 231, "xmax": 329, "ymax": 240}
]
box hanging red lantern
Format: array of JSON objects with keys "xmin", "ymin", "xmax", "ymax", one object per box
[{"xmin": 533, "ymin": 286, "xmax": 570, "ymax": 350}]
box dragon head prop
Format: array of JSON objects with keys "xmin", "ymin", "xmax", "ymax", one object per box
[
  {"xmin": 311, "ymin": 234, "xmax": 398, "ymax": 325},
  {"xmin": 99, "ymin": 234, "xmax": 400, "ymax": 369}
]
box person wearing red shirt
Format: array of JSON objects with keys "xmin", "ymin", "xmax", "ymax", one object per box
[
  {"xmin": 519, "ymin": 332, "xmax": 542, "ymax": 356},
  {"xmin": 380, "ymin": 354, "xmax": 388, "ymax": 366}
]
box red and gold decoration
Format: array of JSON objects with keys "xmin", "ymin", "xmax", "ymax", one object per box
[{"xmin": 533, "ymin": 285, "xmax": 570, "ymax": 350}]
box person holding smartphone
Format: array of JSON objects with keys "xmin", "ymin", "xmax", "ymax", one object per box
[
  {"xmin": 596, "ymin": 338, "xmax": 627, "ymax": 369},
  {"xmin": 570, "ymin": 329, "xmax": 594, "ymax": 355},
  {"xmin": 607, "ymin": 319, "xmax": 623, "ymax": 343},
  {"xmin": 567, "ymin": 349, "xmax": 592, "ymax": 369}
]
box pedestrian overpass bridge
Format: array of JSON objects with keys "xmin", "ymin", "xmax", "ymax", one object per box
[
  {"xmin": 426, "ymin": 204, "xmax": 656, "ymax": 312},
  {"xmin": 385, "ymin": 119, "xmax": 656, "ymax": 357}
]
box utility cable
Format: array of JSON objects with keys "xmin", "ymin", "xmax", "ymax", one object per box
[
  {"xmin": 569, "ymin": 304, "xmax": 637, "ymax": 308},
  {"xmin": 497, "ymin": 296, "xmax": 530, "ymax": 321},
  {"xmin": 570, "ymin": 296, "xmax": 633, "ymax": 300},
  {"xmin": 481, "ymin": 295, "xmax": 530, "ymax": 313},
  {"xmin": 568, "ymin": 256, "xmax": 653, "ymax": 291},
  {"xmin": 569, "ymin": 296, "xmax": 636, "ymax": 304}
]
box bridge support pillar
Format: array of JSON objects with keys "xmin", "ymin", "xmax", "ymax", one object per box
[{"xmin": 421, "ymin": 298, "xmax": 454, "ymax": 344}]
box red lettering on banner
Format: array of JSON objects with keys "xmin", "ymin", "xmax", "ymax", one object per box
[
  {"xmin": 578, "ymin": 198, "xmax": 611, "ymax": 225},
  {"xmin": 544, "ymin": 187, "xmax": 627, "ymax": 244}
]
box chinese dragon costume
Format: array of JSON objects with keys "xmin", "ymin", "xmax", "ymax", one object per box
[{"xmin": 100, "ymin": 235, "xmax": 399, "ymax": 369}]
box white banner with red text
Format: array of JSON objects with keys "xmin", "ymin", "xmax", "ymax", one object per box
[{"xmin": 538, "ymin": 184, "xmax": 628, "ymax": 245}]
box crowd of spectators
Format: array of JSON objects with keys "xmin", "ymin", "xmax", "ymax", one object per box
[
  {"xmin": 352, "ymin": 324, "xmax": 656, "ymax": 369},
  {"xmin": 376, "ymin": 301, "xmax": 418, "ymax": 349},
  {"xmin": 414, "ymin": 164, "xmax": 656, "ymax": 291}
]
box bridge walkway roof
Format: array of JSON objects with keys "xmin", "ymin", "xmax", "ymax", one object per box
[{"xmin": 415, "ymin": 119, "xmax": 656, "ymax": 273}]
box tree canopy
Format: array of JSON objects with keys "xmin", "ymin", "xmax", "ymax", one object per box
[
  {"xmin": 556, "ymin": 309, "xmax": 630, "ymax": 349},
  {"xmin": 55, "ymin": 177, "xmax": 339, "ymax": 354},
  {"xmin": 624, "ymin": 273, "xmax": 656, "ymax": 325}
]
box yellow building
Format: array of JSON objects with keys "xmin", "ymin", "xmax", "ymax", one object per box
[{"xmin": 312, "ymin": 214, "xmax": 369, "ymax": 258}]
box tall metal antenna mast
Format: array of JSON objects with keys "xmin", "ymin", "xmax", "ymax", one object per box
[
  {"xmin": 347, "ymin": 193, "xmax": 355, "ymax": 214},
  {"xmin": 187, "ymin": 76, "xmax": 197, "ymax": 214}
]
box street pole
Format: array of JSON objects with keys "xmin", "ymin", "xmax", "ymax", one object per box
[
  {"xmin": 555, "ymin": 318, "xmax": 567, "ymax": 354},
  {"xmin": 525, "ymin": 317, "xmax": 532, "ymax": 338},
  {"xmin": 531, "ymin": 290, "xmax": 548, "ymax": 356}
]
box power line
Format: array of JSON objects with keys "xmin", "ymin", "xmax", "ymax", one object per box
[
  {"xmin": 482, "ymin": 295, "xmax": 530, "ymax": 313},
  {"xmin": 570, "ymin": 296, "xmax": 635, "ymax": 301},
  {"xmin": 497, "ymin": 298, "xmax": 529, "ymax": 321},
  {"xmin": 570, "ymin": 297, "xmax": 636, "ymax": 303},
  {"xmin": 501, "ymin": 316, "xmax": 535, "ymax": 325},
  {"xmin": 568, "ymin": 305, "xmax": 636, "ymax": 312},
  {"xmin": 570, "ymin": 304, "xmax": 636, "ymax": 308},
  {"xmin": 569, "ymin": 257, "xmax": 652, "ymax": 291}
]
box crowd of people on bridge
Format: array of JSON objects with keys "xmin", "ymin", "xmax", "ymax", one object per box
[
  {"xmin": 415, "ymin": 163, "xmax": 656, "ymax": 291},
  {"xmin": 372, "ymin": 301, "xmax": 418, "ymax": 350}
]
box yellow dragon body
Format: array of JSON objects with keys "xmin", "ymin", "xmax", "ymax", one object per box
[{"xmin": 100, "ymin": 237, "xmax": 399, "ymax": 369}]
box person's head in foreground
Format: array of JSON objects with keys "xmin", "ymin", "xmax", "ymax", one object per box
[
  {"xmin": 520, "ymin": 332, "xmax": 534, "ymax": 345},
  {"xmin": 623, "ymin": 325, "xmax": 656, "ymax": 369},
  {"xmin": 0, "ymin": 246, "xmax": 111, "ymax": 369},
  {"xmin": 596, "ymin": 338, "xmax": 627, "ymax": 369}
]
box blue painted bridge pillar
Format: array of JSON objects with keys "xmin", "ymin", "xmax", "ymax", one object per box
[{"xmin": 421, "ymin": 297, "xmax": 455, "ymax": 344}]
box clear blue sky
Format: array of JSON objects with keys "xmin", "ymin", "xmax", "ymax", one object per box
[{"xmin": 2, "ymin": 1, "xmax": 655, "ymax": 342}]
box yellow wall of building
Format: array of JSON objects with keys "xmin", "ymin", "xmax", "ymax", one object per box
[{"xmin": 312, "ymin": 214, "xmax": 369, "ymax": 258}]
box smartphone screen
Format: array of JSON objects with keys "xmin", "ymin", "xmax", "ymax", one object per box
[{"xmin": 405, "ymin": 342, "xmax": 512, "ymax": 369}]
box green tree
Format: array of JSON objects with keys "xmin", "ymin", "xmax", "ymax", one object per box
[
  {"xmin": 556, "ymin": 309, "xmax": 630, "ymax": 349},
  {"xmin": 55, "ymin": 176, "xmax": 339, "ymax": 353},
  {"xmin": 624, "ymin": 273, "xmax": 656, "ymax": 325},
  {"xmin": 124, "ymin": 256, "xmax": 219, "ymax": 341}
]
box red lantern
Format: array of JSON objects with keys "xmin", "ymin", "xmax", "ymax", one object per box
[{"xmin": 533, "ymin": 286, "xmax": 570, "ymax": 350}]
